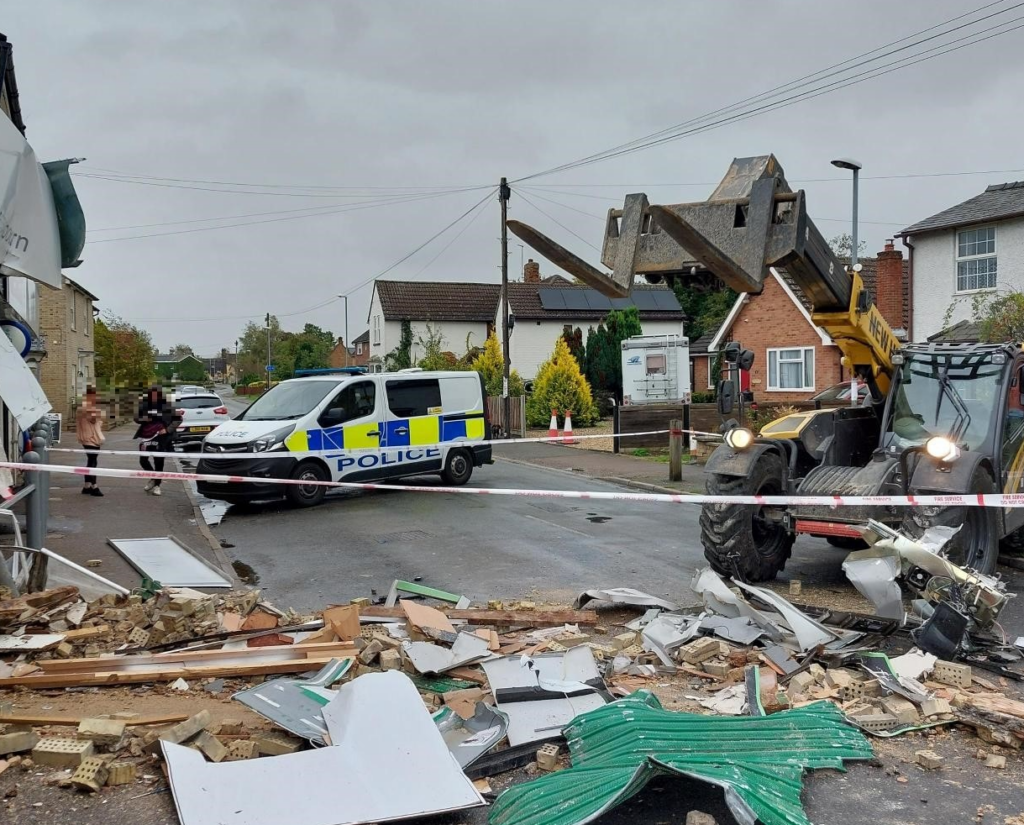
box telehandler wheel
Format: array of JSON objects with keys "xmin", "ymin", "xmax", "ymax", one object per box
[
  {"xmin": 700, "ymin": 453, "xmax": 794, "ymax": 583},
  {"xmin": 902, "ymin": 465, "xmax": 998, "ymax": 575}
]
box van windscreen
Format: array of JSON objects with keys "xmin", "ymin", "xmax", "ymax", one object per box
[
  {"xmin": 239, "ymin": 381, "xmax": 338, "ymax": 421},
  {"xmin": 386, "ymin": 379, "xmax": 441, "ymax": 417}
]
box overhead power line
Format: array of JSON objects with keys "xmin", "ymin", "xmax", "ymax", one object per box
[
  {"xmin": 130, "ymin": 188, "xmax": 497, "ymax": 323},
  {"xmin": 516, "ymin": 1, "xmax": 1024, "ymax": 181}
]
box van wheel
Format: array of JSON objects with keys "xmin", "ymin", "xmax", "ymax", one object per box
[
  {"xmin": 442, "ymin": 450, "xmax": 473, "ymax": 486},
  {"xmin": 286, "ymin": 461, "xmax": 329, "ymax": 507}
]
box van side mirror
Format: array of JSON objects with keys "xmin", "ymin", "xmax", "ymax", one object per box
[
  {"xmin": 717, "ymin": 380, "xmax": 734, "ymax": 415},
  {"xmin": 320, "ymin": 407, "xmax": 345, "ymax": 426}
]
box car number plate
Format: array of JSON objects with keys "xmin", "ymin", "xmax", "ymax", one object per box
[{"xmin": 190, "ymin": 426, "xmax": 213, "ymax": 433}]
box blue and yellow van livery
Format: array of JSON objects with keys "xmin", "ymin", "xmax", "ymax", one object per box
[{"xmin": 196, "ymin": 371, "xmax": 493, "ymax": 507}]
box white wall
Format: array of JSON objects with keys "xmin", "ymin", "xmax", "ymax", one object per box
[
  {"xmin": 911, "ymin": 217, "xmax": 1024, "ymax": 340},
  {"xmin": 367, "ymin": 288, "xmax": 489, "ymax": 368},
  {"xmin": 508, "ymin": 317, "xmax": 684, "ymax": 380}
]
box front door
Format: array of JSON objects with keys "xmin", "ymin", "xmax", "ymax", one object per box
[{"xmin": 1001, "ymin": 361, "xmax": 1024, "ymax": 533}]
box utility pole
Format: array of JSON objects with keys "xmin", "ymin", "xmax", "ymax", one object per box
[
  {"xmin": 265, "ymin": 312, "xmax": 272, "ymax": 390},
  {"xmin": 500, "ymin": 178, "xmax": 512, "ymax": 438}
]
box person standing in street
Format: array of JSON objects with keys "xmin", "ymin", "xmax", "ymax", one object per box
[
  {"xmin": 133, "ymin": 385, "xmax": 180, "ymax": 496},
  {"xmin": 76, "ymin": 385, "xmax": 105, "ymax": 497}
]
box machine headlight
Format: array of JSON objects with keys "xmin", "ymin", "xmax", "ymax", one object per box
[
  {"xmin": 925, "ymin": 436, "xmax": 960, "ymax": 463},
  {"xmin": 251, "ymin": 426, "xmax": 293, "ymax": 453},
  {"xmin": 725, "ymin": 427, "xmax": 754, "ymax": 451}
]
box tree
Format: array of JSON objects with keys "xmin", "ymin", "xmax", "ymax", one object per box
[
  {"xmin": 561, "ymin": 326, "xmax": 585, "ymax": 371},
  {"xmin": 94, "ymin": 315, "xmax": 156, "ymax": 388},
  {"xmin": 473, "ymin": 332, "xmax": 524, "ymax": 397},
  {"xmin": 385, "ymin": 320, "xmax": 414, "ymax": 371},
  {"xmin": 416, "ymin": 323, "xmax": 464, "ymax": 371},
  {"xmin": 943, "ymin": 289, "xmax": 1024, "ymax": 343},
  {"xmin": 673, "ymin": 282, "xmax": 737, "ymax": 341},
  {"xmin": 828, "ymin": 233, "xmax": 866, "ymax": 259},
  {"xmin": 287, "ymin": 323, "xmax": 334, "ymax": 374},
  {"xmin": 175, "ymin": 357, "xmax": 208, "ymax": 383},
  {"xmin": 584, "ymin": 324, "xmax": 616, "ymax": 394},
  {"xmin": 169, "ymin": 343, "xmax": 195, "ymax": 359},
  {"xmin": 593, "ymin": 307, "xmax": 642, "ymax": 400},
  {"xmin": 526, "ymin": 337, "xmax": 598, "ymax": 427}
]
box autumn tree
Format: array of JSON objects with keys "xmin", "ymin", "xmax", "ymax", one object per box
[
  {"xmin": 94, "ymin": 315, "xmax": 156, "ymax": 388},
  {"xmin": 473, "ymin": 332, "xmax": 524, "ymax": 397},
  {"xmin": 526, "ymin": 337, "xmax": 598, "ymax": 427}
]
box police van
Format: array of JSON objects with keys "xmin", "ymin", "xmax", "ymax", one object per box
[{"xmin": 196, "ymin": 369, "xmax": 492, "ymax": 507}]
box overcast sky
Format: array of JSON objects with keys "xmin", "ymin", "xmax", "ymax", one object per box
[{"xmin": 6, "ymin": 1, "xmax": 1024, "ymax": 352}]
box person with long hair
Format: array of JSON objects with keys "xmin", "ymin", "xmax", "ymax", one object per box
[{"xmin": 76, "ymin": 385, "xmax": 105, "ymax": 497}]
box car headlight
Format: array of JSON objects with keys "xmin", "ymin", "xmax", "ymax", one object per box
[
  {"xmin": 925, "ymin": 436, "xmax": 960, "ymax": 463},
  {"xmin": 251, "ymin": 426, "xmax": 293, "ymax": 453},
  {"xmin": 724, "ymin": 427, "xmax": 754, "ymax": 451}
]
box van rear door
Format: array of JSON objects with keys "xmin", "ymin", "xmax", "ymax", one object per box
[{"xmin": 381, "ymin": 377, "xmax": 444, "ymax": 479}]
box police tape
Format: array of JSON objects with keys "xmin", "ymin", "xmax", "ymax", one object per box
[
  {"xmin": 46, "ymin": 427, "xmax": 720, "ymax": 461},
  {"xmin": 7, "ymin": 459, "xmax": 1024, "ymax": 508}
]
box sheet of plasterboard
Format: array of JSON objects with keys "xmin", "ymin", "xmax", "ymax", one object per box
[
  {"xmin": 164, "ymin": 671, "xmax": 483, "ymax": 825},
  {"xmin": 107, "ymin": 536, "xmax": 231, "ymax": 588}
]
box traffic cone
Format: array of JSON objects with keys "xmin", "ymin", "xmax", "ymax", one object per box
[
  {"xmin": 562, "ymin": 410, "xmax": 577, "ymax": 444},
  {"xmin": 548, "ymin": 409, "xmax": 559, "ymax": 441}
]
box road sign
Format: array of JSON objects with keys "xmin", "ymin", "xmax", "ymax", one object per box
[{"xmin": 265, "ymin": 364, "xmax": 276, "ymax": 372}]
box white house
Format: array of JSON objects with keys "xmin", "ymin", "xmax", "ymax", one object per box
[
  {"xmin": 367, "ymin": 280, "xmax": 499, "ymax": 369},
  {"xmin": 901, "ymin": 181, "xmax": 1024, "ymax": 341},
  {"xmin": 502, "ymin": 261, "xmax": 685, "ymax": 379}
]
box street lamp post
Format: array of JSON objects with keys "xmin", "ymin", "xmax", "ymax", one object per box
[
  {"xmin": 832, "ymin": 157, "xmax": 863, "ymax": 407},
  {"xmin": 831, "ymin": 157, "xmax": 862, "ymax": 266}
]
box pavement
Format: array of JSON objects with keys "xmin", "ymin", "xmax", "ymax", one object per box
[{"xmin": 15, "ymin": 425, "xmax": 235, "ymax": 593}]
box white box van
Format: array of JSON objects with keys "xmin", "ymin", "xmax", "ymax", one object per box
[{"xmin": 196, "ymin": 370, "xmax": 493, "ymax": 507}]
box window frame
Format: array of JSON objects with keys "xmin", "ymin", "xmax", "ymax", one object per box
[
  {"xmin": 373, "ymin": 316, "xmax": 381, "ymax": 345},
  {"xmin": 955, "ymin": 225, "xmax": 997, "ymax": 294},
  {"xmin": 766, "ymin": 346, "xmax": 815, "ymax": 392},
  {"xmin": 707, "ymin": 356, "xmax": 716, "ymax": 390},
  {"xmin": 69, "ymin": 293, "xmax": 77, "ymax": 332},
  {"xmin": 319, "ymin": 380, "xmax": 377, "ymax": 426}
]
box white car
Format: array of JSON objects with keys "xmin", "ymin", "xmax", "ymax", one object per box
[{"xmin": 174, "ymin": 392, "xmax": 231, "ymax": 448}]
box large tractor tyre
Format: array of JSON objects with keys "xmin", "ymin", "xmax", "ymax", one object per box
[
  {"xmin": 700, "ymin": 453, "xmax": 794, "ymax": 583},
  {"xmin": 902, "ymin": 465, "xmax": 998, "ymax": 575}
]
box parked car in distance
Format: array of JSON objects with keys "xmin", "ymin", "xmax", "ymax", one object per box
[
  {"xmin": 174, "ymin": 392, "xmax": 231, "ymax": 448},
  {"xmin": 175, "ymin": 385, "xmax": 206, "ymax": 396},
  {"xmin": 810, "ymin": 381, "xmax": 870, "ymax": 408}
]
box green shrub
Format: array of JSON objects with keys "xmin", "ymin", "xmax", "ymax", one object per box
[{"xmin": 526, "ymin": 337, "xmax": 598, "ymax": 426}]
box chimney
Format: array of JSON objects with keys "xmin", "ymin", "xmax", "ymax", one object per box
[
  {"xmin": 524, "ymin": 258, "xmax": 541, "ymax": 283},
  {"xmin": 875, "ymin": 238, "xmax": 905, "ymax": 332}
]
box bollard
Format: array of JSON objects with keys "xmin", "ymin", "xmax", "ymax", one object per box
[{"xmin": 669, "ymin": 418, "xmax": 683, "ymax": 482}]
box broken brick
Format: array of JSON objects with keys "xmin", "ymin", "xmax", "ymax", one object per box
[
  {"xmin": 106, "ymin": 762, "xmax": 137, "ymax": 786},
  {"xmin": 921, "ymin": 697, "xmax": 952, "ymax": 718},
  {"xmin": 193, "ymin": 731, "xmax": 229, "ymax": 763},
  {"xmin": 77, "ymin": 718, "xmax": 126, "ymax": 749},
  {"xmin": 536, "ymin": 743, "xmax": 560, "ymax": 772},
  {"xmin": 225, "ymin": 740, "xmax": 258, "ymax": 761},
  {"xmin": 916, "ymin": 749, "xmax": 942, "ymax": 770},
  {"xmin": 679, "ymin": 638, "xmax": 720, "ymax": 665},
  {"xmin": 32, "ymin": 737, "xmax": 94, "ymax": 768},
  {"xmin": 0, "ymin": 731, "xmax": 38, "ymax": 756}
]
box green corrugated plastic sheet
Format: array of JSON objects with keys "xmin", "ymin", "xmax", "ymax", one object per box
[
  {"xmin": 408, "ymin": 674, "xmax": 480, "ymax": 693},
  {"xmin": 489, "ymin": 692, "xmax": 873, "ymax": 825}
]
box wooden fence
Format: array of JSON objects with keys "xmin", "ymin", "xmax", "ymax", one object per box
[
  {"xmin": 486, "ymin": 396, "xmax": 526, "ymax": 438},
  {"xmin": 613, "ymin": 403, "xmax": 688, "ymax": 452}
]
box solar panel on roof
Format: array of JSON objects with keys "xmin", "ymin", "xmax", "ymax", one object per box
[
  {"xmin": 609, "ymin": 297, "xmax": 632, "ymax": 310},
  {"xmin": 562, "ymin": 290, "xmax": 591, "ymax": 310},
  {"xmin": 631, "ymin": 291, "xmax": 658, "ymax": 310},
  {"xmin": 538, "ymin": 289, "xmax": 567, "ymax": 310},
  {"xmin": 585, "ymin": 292, "xmax": 612, "ymax": 311},
  {"xmin": 653, "ymin": 291, "xmax": 681, "ymax": 310}
]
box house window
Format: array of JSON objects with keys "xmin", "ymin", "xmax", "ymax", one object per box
[
  {"xmin": 767, "ymin": 347, "xmax": 815, "ymax": 391},
  {"xmin": 70, "ymin": 293, "xmax": 76, "ymax": 331},
  {"xmin": 956, "ymin": 226, "xmax": 997, "ymax": 292},
  {"xmin": 85, "ymin": 306, "xmax": 90, "ymax": 337},
  {"xmin": 707, "ymin": 357, "xmax": 716, "ymax": 390},
  {"xmin": 357, "ymin": 342, "xmax": 363, "ymax": 355},
  {"xmin": 563, "ymin": 324, "xmax": 573, "ymax": 334},
  {"xmin": 373, "ymin": 316, "xmax": 381, "ymax": 345}
]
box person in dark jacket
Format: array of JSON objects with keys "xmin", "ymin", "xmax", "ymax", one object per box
[{"xmin": 133, "ymin": 385, "xmax": 180, "ymax": 496}]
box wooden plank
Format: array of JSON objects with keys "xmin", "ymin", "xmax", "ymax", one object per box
[
  {"xmin": 62, "ymin": 625, "xmax": 111, "ymax": 641},
  {"xmin": 0, "ymin": 712, "xmax": 190, "ymax": 727},
  {"xmin": 444, "ymin": 667, "xmax": 488, "ymax": 686},
  {"xmin": 360, "ymin": 606, "xmax": 599, "ymax": 627},
  {"xmin": 0, "ymin": 655, "xmax": 355, "ymax": 690},
  {"xmin": 11, "ymin": 642, "xmax": 356, "ymax": 675}
]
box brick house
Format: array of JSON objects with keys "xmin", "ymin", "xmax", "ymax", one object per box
[
  {"xmin": 692, "ymin": 242, "xmax": 908, "ymax": 404},
  {"xmin": 329, "ymin": 330, "xmax": 370, "ymax": 369},
  {"xmin": 38, "ymin": 275, "xmax": 97, "ymax": 425}
]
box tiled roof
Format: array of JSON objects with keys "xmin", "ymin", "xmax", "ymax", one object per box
[
  {"xmin": 901, "ymin": 182, "xmax": 1024, "ymax": 236},
  {"xmin": 374, "ymin": 280, "xmax": 500, "ymax": 322},
  {"xmin": 927, "ymin": 320, "xmax": 982, "ymax": 343},
  {"xmin": 352, "ymin": 330, "xmax": 369, "ymax": 344},
  {"xmin": 506, "ymin": 283, "xmax": 684, "ymax": 322},
  {"xmin": 689, "ymin": 333, "xmax": 716, "ymax": 355}
]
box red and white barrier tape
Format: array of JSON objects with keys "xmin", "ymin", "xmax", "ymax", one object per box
[
  {"xmin": 47, "ymin": 427, "xmax": 720, "ymax": 461},
  {"xmin": 7, "ymin": 460, "xmax": 1024, "ymax": 508}
]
